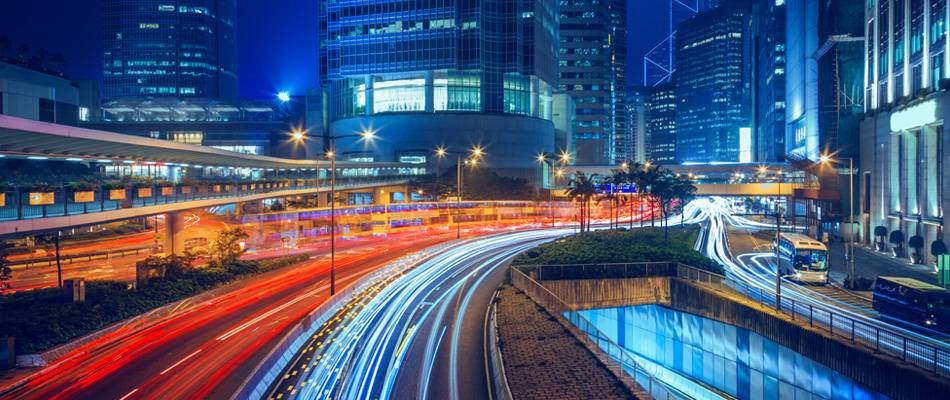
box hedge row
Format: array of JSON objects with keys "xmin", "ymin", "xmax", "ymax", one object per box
[
  {"xmin": 511, "ymin": 226, "xmax": 723, "ymax": 275},
  {"xmin": 0, "ymin": 253, "xmax": 309, "ymax": 354}
]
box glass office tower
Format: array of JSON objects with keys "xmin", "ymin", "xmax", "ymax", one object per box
[
  {"xmin": 675, "ymin": 2, "xmax": 750, "ymax": 163},
  {"xmin": 101, "ymin": 0, "xmax": 238, "ymax": 101},
  {"xmin": 322, "ymin": 0, "xmax": 559, "ymax": 179},
  {"xmin": 558, "ymin": 0, "xmax": 627, "ymax": 165}
]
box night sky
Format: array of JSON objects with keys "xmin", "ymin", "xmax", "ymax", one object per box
[{"xmin": 1, "ymin": 1, "xmax": 667, "ymax": 97}]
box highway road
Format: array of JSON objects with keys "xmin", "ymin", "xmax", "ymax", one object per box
[
  {"xmin": 264, "ymin": 229, "xmax": 573, "ymax": 400},
  {"xmin": 695, "ymin": 197, "xmax": 950, "ymax": 346},
  {"xmin": 0, "ymin": 228, "xmax": 483, "ymax": 400}
]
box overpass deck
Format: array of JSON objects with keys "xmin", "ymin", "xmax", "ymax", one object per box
[{"xmin": 0, "ymin": 178, "xmax": 410, "ymax": 237}]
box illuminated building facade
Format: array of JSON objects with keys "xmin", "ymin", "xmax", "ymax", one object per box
[
  {"xmin": 675, "ymin": 2, "xmax": 751, "ymax": 163},
  {"xmin": 861, "ymin": 0, "xmax": 948, "ymax": 264},
  {"xmin": 101, "ymin": 0, "xmax": 238, "ymax": 100},
  {"xmin": 321, "ymin": 0, "xmax": 558, "ymax": 179},
  {"xmin": 648, "ymin": 82, "xmax": 677, "ymax": 164},
  {"xmin": 558, "ymin": 0, "xmax": 627, "ymax": 164}
]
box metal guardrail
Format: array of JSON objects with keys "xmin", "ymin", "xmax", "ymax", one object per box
[
  {"xmin": 9, "ymin": 246, "xmax": 153, "ymax": 268},
  {"xmin": 485, "ymin": 290, "xmax": 513, "ymax": 400},
  {"xmin": 516, "ymin": 261, "xmax": 950, "ymax": 379},
  {"xmin": 0, "ymin": 176, "xmax": 413, "ymax": 222},
  {"xmin": 510, "ymin": 267, "xmax": 682, "ymax": 400}
]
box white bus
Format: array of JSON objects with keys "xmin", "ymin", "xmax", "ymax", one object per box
[{"xmin": 776, "ymin": 232, "xmax": 830, "ymax": 284}]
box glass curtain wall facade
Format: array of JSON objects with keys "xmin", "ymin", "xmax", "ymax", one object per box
[
  {"xmin": 558, "ymin": 0, "xmax": 626, "ymax": 164},
  {"xmin": 322, "ymin": 0, "xmax": 558, "ymax": 122},
  {"xmin": 625, "ymin": 86, "xmax": 650, "ymax": 163},
  {"xmin": 752, "ymin": 0, "xmax": 787, "ymax": 162},
  {"xmin": 102, "ymin": 0, "xmax": 237, "ymax": 101},
  {"xmin": 675, "ymin": 2, "xmax": 751, "ymax": 163},
  {"xmin": 648, "ymin": 82, "xmax": 677, "ymax": 164}
]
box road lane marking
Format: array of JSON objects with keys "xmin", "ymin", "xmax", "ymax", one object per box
[
  {"xmin": 159, "ymin": 348, "xmax": 203, "ymax": 375},
  {"xmin": 216, "ymin": 285, "xmax": 326, "ymax": 341},
  {"xmin": 118, "ymin": 388, "xmax": 139, "ymax": 400}
]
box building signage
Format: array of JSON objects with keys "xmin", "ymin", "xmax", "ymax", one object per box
[
  {"xmin": 890, "ymin": 99, "xmax": 937, "ymax": 132},
  {"xmin": 109, "ymin": 189, "xmax": 126, "ymax": 200},
  {"xmin": 29, "ymin": 192, "xmax": 55, "ymax": 205},
  {"xmin": 161, "ymin": 187, "xmax": 174, "ymax": 196},
  {"xmin": 73, "ymin": 191, "xmax": 95, "ymax": 203},
  {"xmin": 137, "ymin": 188, "xmax": 153, "ymax": 198},
  {"xmin": 739, "ymin": 127, "xmax": 752, "ymax": 163},
  {"xmin": 0, "ymin": 193, "xmax": 5, "ymax": 208}
]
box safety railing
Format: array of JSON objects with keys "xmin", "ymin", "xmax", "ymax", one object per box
[
  {"xmin": 510, "ymin": 267, "xmax": 683, "ymax": 400},
  {"xmin": 485, "ymin": 290, "xmax": 513, "ymax": 400},
  {"xmin": 0, "ymin": 176, "xmax": 413, "ymax": 222},
  {"xmin": 516, "ymin": 261, "xmax": 950, "ymax": 379}
]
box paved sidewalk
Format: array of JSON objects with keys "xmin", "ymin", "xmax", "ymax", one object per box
[
  {"xmin": 494, "ymin": 285, "xmax": 637, "ymax": 400},
  {"xmin": 828, "ymin": 241, "xmax": 937, "ymax": 285}
]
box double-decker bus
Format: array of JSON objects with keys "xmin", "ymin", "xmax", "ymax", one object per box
[{"xmin": 776, "ymin": 232, "xmax": 829, "ymax": 284}]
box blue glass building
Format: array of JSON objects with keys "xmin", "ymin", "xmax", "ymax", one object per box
[
  {"xmin": 101, "ymin": 0, "xmax": 238, "ymax": 101},
  {"xmin": 322, "ymin": 0, "xmax": 559, "ymax": 179},
  {"xmin": 675, "ymin": 2, "xmax": 751, "ymax": 164}
]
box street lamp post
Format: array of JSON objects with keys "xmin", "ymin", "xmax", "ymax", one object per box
[
  {"xmin": 537, "ymin": 152, "xmax": 569, "ymax": 228},
  {"xmin": 775, "ymin": 169, "xmax": 783, "ymax": 310},
  {"xmin": 821, "ymin": 155, "xmax": 855, "ymax": 288},
  {"xmin": 292, "ymin": 129, "xmax": 375, "ymax": 296},
  {"xmin": 436, "ymin": 146, "xmax": 484, "ymax": 239}
]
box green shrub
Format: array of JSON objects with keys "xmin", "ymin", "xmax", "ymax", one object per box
[
  {"xmin": 0, "ymin": 253, "xmax": 310, "ymax": 354},
  {"xmin": 511, "ymin": 226, "xmax": 723, "ymax": 274}
]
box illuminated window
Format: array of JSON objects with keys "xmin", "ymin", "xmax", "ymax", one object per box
[
  {"xmin": 373, "ymin": 76, "xmax": 425, "ymax": 113},
  {"xmin": 171, "ymin": 131, "xmax": 203, "ymax": 144}
]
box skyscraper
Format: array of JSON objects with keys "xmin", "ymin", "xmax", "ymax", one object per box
[
  {"xmin": 861, "ymin": 0, "xmax": 944, "ymax": 264},
  {"xmin": 675, "ymin": 2, "xmax": 751, "ymax": 163},
  {"xmin": 625, "ymin": 87, "xmax": 651, "ymax": 163},
  {"xmin": 648, "ymin": 82, "xmax": 677, "ymax": 164},
  {"xmin": 750, "ymin": 0, "xmax": 786, "ymax": 162},
  {"xmin": 559, "ymin": 0, "xmax": 626, "ymax": 164},
  {"xmin": 101, "ymin": 0, "xmax": 238, "ymax": 101},
  {"xmin": 321, "ymin": 0, "xmax": 558, "ymax": 179}
]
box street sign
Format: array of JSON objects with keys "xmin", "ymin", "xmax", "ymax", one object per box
[{"xmin": 938, "ymin": 255, "xmax": 950, "ymax": 288}]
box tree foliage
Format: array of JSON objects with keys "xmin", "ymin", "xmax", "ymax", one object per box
[
  {"xmin": 511, "ymin": 226, "xmax": 723, "ymax": 274},
  {"xmin": 211, "ymin": 228, "xmax": 249, "ymax": 265}
]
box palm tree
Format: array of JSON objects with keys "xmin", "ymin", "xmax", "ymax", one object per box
[
  {"xmin": 567, "ymin": 172, "xmax": 597, "ymax": 232},
  {"xmin": 672, "ymin": 175, "xmax": 698, "ymax": 227},
  {"xmin": 599, "ymin": 190, "xmax": 620, "ymax": 229},
  {"xmin": 618, "ymin": 163, "xmax": 642, "ymax": 229},
  {"xmin": 637, "ymin": 164, "xmax": 663, "ymax": 227},
  {"xmin": 650, "ymin": 171, "xmax": 676, "ymax": 239}
]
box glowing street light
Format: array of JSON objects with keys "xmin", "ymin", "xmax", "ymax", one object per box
[
  {"xmin": 434, "ymin": 146, "xmax": 484, "ymax": 238},
  {"xmin": 277, "ymin": 91, "xmax": 291, "ymax": 102},
  {"xmin": 821, "ymin": 153, "xmax": 855, "ymax": 288},
  {"xmin": 323, "ymin": 130, "xmax": 376, "ymax": 295},
  {"xmin": 559, "ymin": 150, "xmax": 572, "ymax": 164}
]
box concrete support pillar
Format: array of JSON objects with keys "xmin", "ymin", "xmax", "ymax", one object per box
[
  {"xmin": 424, "ymin": 71, "xmax": 434, "ymax": 112},
  {"xmin": 365, "ymin": 76, "xmax": 374, "ymax": 115},
  {"xmin": 163, "ymin": 212, "xmax": 188, "ymax": 256}
]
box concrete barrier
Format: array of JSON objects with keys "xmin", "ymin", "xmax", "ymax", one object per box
[{"xmin": 521, "ymin": 265, "xmax": 950, "ymax": 400}]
